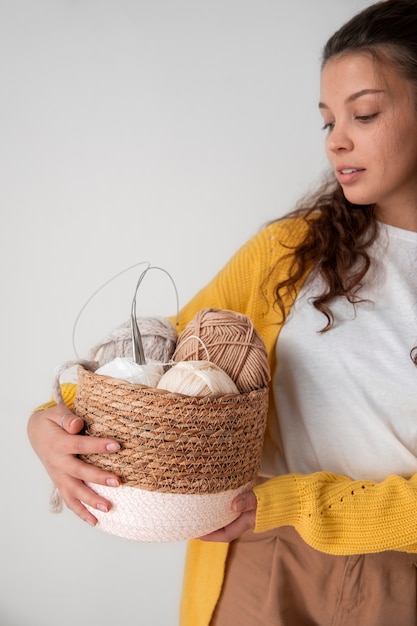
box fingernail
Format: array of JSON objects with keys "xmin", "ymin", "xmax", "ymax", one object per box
[
  {"xmin": 85, "ymin": 518, "xmax": 96, "ymax": 527},
  {"xmin": 96, "ymin": 502, "xmax": 109, "ymax": 513},
  {"xmin": 106, "ymin": 478, "xmax": 120, "ymax": 487},
  {"xmin": 233, "ymin": 497, "xmax": 245, "ymax": 512},
  {"xmin": 106, "ymin": 442, "xmax": 120, "ymax": 452}
]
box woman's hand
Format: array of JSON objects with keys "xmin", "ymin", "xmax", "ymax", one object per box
[
  {"xmin": 198, "ymin": 491, "xmax": 257, "ymax": 542},
  {"xmin": 27, "ymin": 405, "xmax": 121, "ymax": 526}
]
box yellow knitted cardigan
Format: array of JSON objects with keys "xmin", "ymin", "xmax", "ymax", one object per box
[{"xmin": 39, "ymin": 217, "xmax": 417, "ymax": 626}]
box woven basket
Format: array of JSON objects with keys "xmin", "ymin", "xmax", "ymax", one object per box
[{"xmin": 75, "ymin": 364, "xmax": 269, "ymax": 542}]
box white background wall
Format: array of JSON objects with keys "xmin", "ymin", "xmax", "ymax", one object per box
[{"xmin": 1, "ymin": 1, "xmax": 372, "ymax": 624}]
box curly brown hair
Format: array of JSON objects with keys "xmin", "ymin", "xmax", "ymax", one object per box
[
  {"xmin": 272, "ymin": 0, "xmax": 417, "ymax": 337},
  {"xmin": 272, "ymin": 180, "xmax": 377, "ymax": 331}
]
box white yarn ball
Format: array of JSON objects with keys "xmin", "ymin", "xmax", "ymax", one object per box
[
  {"xmin": 156, "ymin": 360, "xmax": 239, "ymax": 396},
  {"xmin": 95, "ymin": 357, "xmax": 164, "ymax": 386}
]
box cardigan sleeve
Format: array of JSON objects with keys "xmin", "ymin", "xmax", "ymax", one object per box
[
  {"xmin": 33, "ymin": 382, "xmax": 77, "ymax": 412},
  {"xmin": 253, "ymin": 471, "xmax": 417, "ymax": 554}
]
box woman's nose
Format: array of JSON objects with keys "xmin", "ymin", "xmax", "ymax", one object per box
[{"xmin": 327, "ymin": 124, "xmax": 353, "ymax": 153}]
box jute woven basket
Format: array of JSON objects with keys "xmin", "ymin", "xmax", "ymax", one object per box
[{"xmin": 75, "ymin": 364, "xmax": 269, "ymax": 542}]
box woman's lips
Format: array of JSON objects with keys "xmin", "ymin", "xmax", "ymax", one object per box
[{"xmin": 337, "ymin": 167, "xmax": 365, "ymax": 184}]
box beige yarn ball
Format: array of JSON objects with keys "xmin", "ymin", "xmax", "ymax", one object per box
[
  {"xmin": 174, "ymin": 308, "xmax": 270, "ymax": 393},
  {"xmin": 156, "ymin": 360, "xmax": 239, "ymax": 396}
]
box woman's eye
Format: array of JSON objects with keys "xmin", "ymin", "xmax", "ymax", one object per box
[
  {"xmin": 355, "ymin": 113, "xmax": 379, "ymax": 123},
  {"xmin": 321, "ymin": 121, "xmax": 334, "ymax": 132}
]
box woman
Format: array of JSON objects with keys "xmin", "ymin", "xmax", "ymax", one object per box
[{"xmin": 28, "ymin": 0, "xmax": 417, "ymax": 624}]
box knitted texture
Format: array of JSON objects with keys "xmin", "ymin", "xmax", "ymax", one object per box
[
  {"xmin": 34, "ymin": 382, "xmax": 77, "ymax": 412},
  {"xmin": 76, "ymin": 365, "xmax": 268, "ymax": 494},
  {"xmin": 83, "ymin": 481, "xmax": 254, "ymax": 542},
  {"xmin": 254, "ymin": 472, "xmax": 417, "ymax": 555}
]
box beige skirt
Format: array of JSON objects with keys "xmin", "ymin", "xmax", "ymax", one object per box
[{"xmin": 211, "ymin": 526, "xmax": 417, "ymax": 626}]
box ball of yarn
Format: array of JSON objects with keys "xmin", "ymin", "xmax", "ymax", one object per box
[
  {"xmin": 89, "ymin": 316, "xmax": 177, "ymax": 367},
  {"xmin": 174, "ymin": 308, "xmax": 270, "ymax": 393},
  {"xmin": 95, "ymin": 357, "xmax": 164, "ymax": 386},
  {"xmin": 156, "ymin": 360, "xmax": 239, "ymax": 396}
]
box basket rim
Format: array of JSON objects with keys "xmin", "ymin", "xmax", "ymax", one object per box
[{"xmin": 77, "ymin": 363, "xmax": 269, "ymax": 400}]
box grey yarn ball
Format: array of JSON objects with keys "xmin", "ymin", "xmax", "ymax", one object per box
[{"xmin": 88, "ymin": 316, "xmax": 178, "ymax": 367}]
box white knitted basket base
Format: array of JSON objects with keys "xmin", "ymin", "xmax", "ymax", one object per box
[{"xmin": 84, "ymin": 481, "xmax": 254, "ymax": 542}]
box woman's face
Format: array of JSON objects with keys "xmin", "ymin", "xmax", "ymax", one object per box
[{"xmin": 320, "ymin": 52, "xmax": 417, "ymax": 228}]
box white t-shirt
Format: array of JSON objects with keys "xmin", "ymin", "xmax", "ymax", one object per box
[{"xmin": 262, "ymin": 223, "xmax": 417, "ymax": 482}]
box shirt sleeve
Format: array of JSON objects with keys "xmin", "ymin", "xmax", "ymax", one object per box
[
  {"xmin": 33, "ymin": 383, "xmax": 77, "ymax": 412},
  {"xmin": 253, "ymin": 471, "xmax": 417, "ymax": 554}
]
